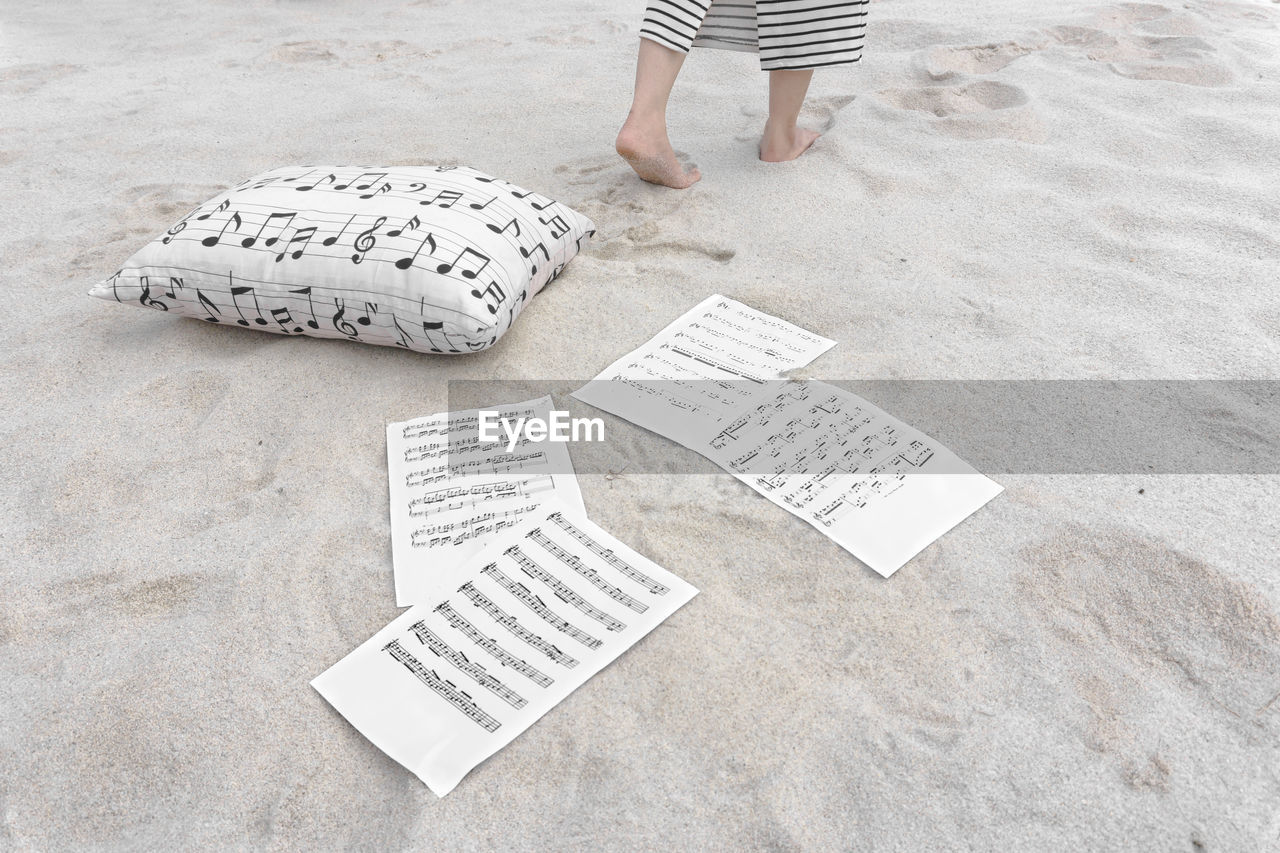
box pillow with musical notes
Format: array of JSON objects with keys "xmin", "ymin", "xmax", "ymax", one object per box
[{"xmin": 89, "ymin": 165, "xmax": 596, "ymax": 353}]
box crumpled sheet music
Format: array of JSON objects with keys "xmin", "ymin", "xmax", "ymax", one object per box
[
  {"xmin": 312, "ymin": 498, "xmax": 698, "ymax": 797},
  {"xmin": 572, "ymin": 295, "xmax": 1002, "ymax": 577},
  {"xmin": 388, "ymin": 396, "xmax": 585, "ymax": 606}
]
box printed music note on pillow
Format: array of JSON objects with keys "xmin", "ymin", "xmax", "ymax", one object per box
[{"xmin": 89, "ymin": 164, "xmax": 597, "ymax": 354}]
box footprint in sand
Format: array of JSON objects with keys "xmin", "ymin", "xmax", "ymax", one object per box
[
  {"xmin": 1108, "ymin": 60, "xmax": 1234, "ymax": 86},
  {"xmin": 1202, "ymin": 0, "xmax": 1279, "ymax": 26},
  {"xmin": 555, "ymin": 160, "xmax": 614, "ymax": 181},
  {"xmin": 1091, "ymin": 1, "xmax": 1175, "ymax": 28},
  {"xmin": 1047, "ymin": 5, "xmax": 1235, "ymax": 87},
  {"xmin": 922, "ymin": 41, "xmax": 1043, "ymax": 80},
  {"xmin": 732, "ymin": 94, "xmax": 855, "ymax": 143},
  {"xmin": 558, "ymin": 156, "xmax": 699, "ymax": 211},
  {"xmin": 1045, "ymin": 24, "xmax": 1125, "ymax": 54},
  {"xmin": 589, "ymin": 208, "xmax": 736, "ymax": 264},
  {"xmin": 618, "ymin": 231, "xmax": 735, "ymax": 263},
  {"xmin": 875, "ymin": 80, "xmax": 1046, "ymax": 142},
  {"xmin": 554, "ymin": 159, "xmax": 736, "ymax": 263},
  {"xmin": 804, "ymin": 94, "xmax": 858, "ymax": 132},
  {"xmin": 1019, "ymin": 525, "xmax": 1280, "ymax": 767},
  {"xmin": 878, "ymin": 80, "xmax": 1030, "ymax": 117},
  {"xmin": 267, "ymin": 41, "xmax": 344, "ymax": 64},
  {"xmin": 1109, "ymin": 34, "xmax": 1234, "ymax": 86}
]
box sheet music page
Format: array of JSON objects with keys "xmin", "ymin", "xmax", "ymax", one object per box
[
  {"xmin": 312, "ymin": 499, "xmax": 698, "ymax": 797},
  {"xmin": 388, "ymin": 396, "xmax": 585, "ymax": 606},
  {"xmin": 571, "ymin": 294, "xmax": 835, "ymax": 447},
  {"xmin": 695, "ymin": 381, "xmax": 1004, "ymax": 577}
]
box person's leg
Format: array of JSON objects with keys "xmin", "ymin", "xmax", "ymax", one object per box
[
  {"xmin": 759, "ymin": 68, "xmax": 820, "ymax": 162},
  {"xmin": 616, "ymin": 38, "xmax": 702, "ymax": 188}
]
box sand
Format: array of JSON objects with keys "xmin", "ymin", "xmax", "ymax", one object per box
[{"xmin": 2, "ymin": 0, "xmax": 1279, "ymax": 848}]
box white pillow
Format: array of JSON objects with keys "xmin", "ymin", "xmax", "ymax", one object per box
[{"xmin": 89, "ymin": 165, "xmax": 596, "ymax": 353}]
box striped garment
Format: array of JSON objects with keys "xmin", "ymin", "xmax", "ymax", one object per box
[{"xmin": 640, "ymin": 0, "xmax": 869, "ymax": 70}]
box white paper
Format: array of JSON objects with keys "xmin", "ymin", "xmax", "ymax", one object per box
[
  {"xmin": 572, "ymin": 296, "xmax": 1001, "ymax": 577},
  {"xmin": 388, "ymin": 396, "xmax": 585, "ymax": 606},
  {"xmin": 571, "ymin": 294, "xmax": 835, "ymax": 447},
  {"xmin": 696, "ymin": 381, "xmax": 1003, "ymax": 577},
  {"xmin": 312, "ymin": 499, "xmax": 698, "ymax": 797}
]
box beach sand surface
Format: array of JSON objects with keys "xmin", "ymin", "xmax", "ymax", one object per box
[{"xmin": 2, "ymin": 0, "xmax": 1279, "ymax": 848}]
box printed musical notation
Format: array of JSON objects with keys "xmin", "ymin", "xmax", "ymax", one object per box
[
  {"xmin": 408, "ymin": 621, "xmax": 527, "ymax": 709},
  {"xmin": 407, "ymin": 479, "xmax": 556, "ymax": 515},
  {"xmin": 571, "ymin": 294, "xmax": 835, "ymax": 447},
  {"xmin": 434, "ymin": 601, "xmax": 555, "ymax": 688},
  {"xmin": 101, "ymin": 164, "xmax": 597, "ymax": 356},
  {"xmin": 696, "ymin": 379, "xmax": 1003, "ymax": 576},
  {"xmin": 479, "ymin": 562, "xmax": 603, "ymax": 650},
  {"xmin": 571, "ymin": 295, "xmax": 1003, "ymax": 577},
  {"xmin": 382, "ymin": 640, "xmax": 502, "ymax": 733},
  {"xmin": 311, "ymin": 500, "xmax": 699, "ymax": 797},
  {"xmin": 526, "ymin": 528, "xmax": 648, "ymax": 614},
  {"xmin": 409, "ymin": 505, "xmax": 538, "ymax": 551},
  {"xmin": 504, "ymin": 545, "xmax": 627, "ymax": 633},
  {"xmin": 547, "ymin": 512, "xmax": 670, "ymax": 596},
  {"xmin": 220, "ymin": 166, "xmax": 586, "ymax": 275},
  {"xmin": 708, "ymin": 381, "xmax": 929, "ymax": 511},
  {"xmin": 388, "ymin": 397, "xmax": 584, "ymax": 606},
  {"xmin": 459, "ymin": 582, "xmax": 580, "ymax": 669}
]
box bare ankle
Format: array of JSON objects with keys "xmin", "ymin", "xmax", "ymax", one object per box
[
  {"xmin": 624, "ymin": 107, "xmax": 666, "ymax": 131},
  {"xmin": 759, "ymin": 123, "xmax": 819, "ymax": 162},
  {"xmin": 761, "ymin": 120, "xmax": 794, "ymax": 149}
]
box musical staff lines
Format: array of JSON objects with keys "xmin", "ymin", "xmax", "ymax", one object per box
[
  {"xmin": 406, "ymin": 479, "xmax": 556, "ymax": 515},
  {"xmin": 571, "ymin": 294, "xmax": 835, "ymax": 448},
  {"xmin": 171, "ymin": 202, "xmax": 521, "ymax": 296},
  {"xmin": 388, "ymin": 397, "xmax": 583, "ymax": 606},
  {"xmin": 434, "ymin": 602, "xmax": 554, "ymax": 688},
  {"xmin": 705, "ymin": 381, "xmax": 942, "ymax": 526},
  {"xmin": 525, "ymin": 528, "xmax": 648, "ymax": 614},
  {"xmin": 408, "ymin": 621, "xmax": 527, "ymax": 709},
  {"xmin": 548, "ymin": 512, "xmax": 670, "ymax": 596},
  {"xmin": 116, "ymin": 263, "xmax": 485, "ymax": 354},
  {"xmin": 459, "ymin": 581, "xmax": 579, "ymax": 668},
  {"xmin": 235, "ymin": 164, "xmax": 583, "ymax": 269},
  {"xmin": 409, "ymin": 504, "xmax": 538, "ymax": 550},
  {"xmin": 478, "ymin": 563, "xmax": 603, "ymax": 650},
  {"xmin": 311, "ymin": 501, "xmax": 700, "ymax": 797},
  {"xmin": 503, "ymin": 545, "xmax": 627, "ymax": 633},
  {"xmin": 665, "ymin": 343, "xmax": 767, "ymax": 384},
  {"xmin": 383, "ymin": 639, "xmax": 501, "ymax": 733}
]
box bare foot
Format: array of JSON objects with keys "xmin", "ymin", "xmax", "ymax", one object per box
[
  {"xmin": 616, "ymin": 113, "xmax": 701, "ymax": 189},
  {"xmin": 759, "ymin": 121, "xmax": 820, "ymax": 162}
]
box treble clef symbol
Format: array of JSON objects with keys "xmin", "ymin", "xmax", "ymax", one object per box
[{"xmin": 351, "ymin": 216, "xmax": 387, "ymax": 264}]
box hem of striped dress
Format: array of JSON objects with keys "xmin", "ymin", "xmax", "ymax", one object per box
[
  {"xmin": 640, "ymin": 30, "xmax": 865, "ymax": 70},
  {"xmin": 688, "ymin": 39, "xmax": 864, "ymax": 69},
  {"xmin": 692, "ymin": 36, "xmax": 758, "ymax": 54},
  {"xmin": 760, "ymin": 53, "xmax": 862, "ymax": 70},
  {"xmin": 639, "ymin": 29, "xmax": 692, "ymax": 53}
]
